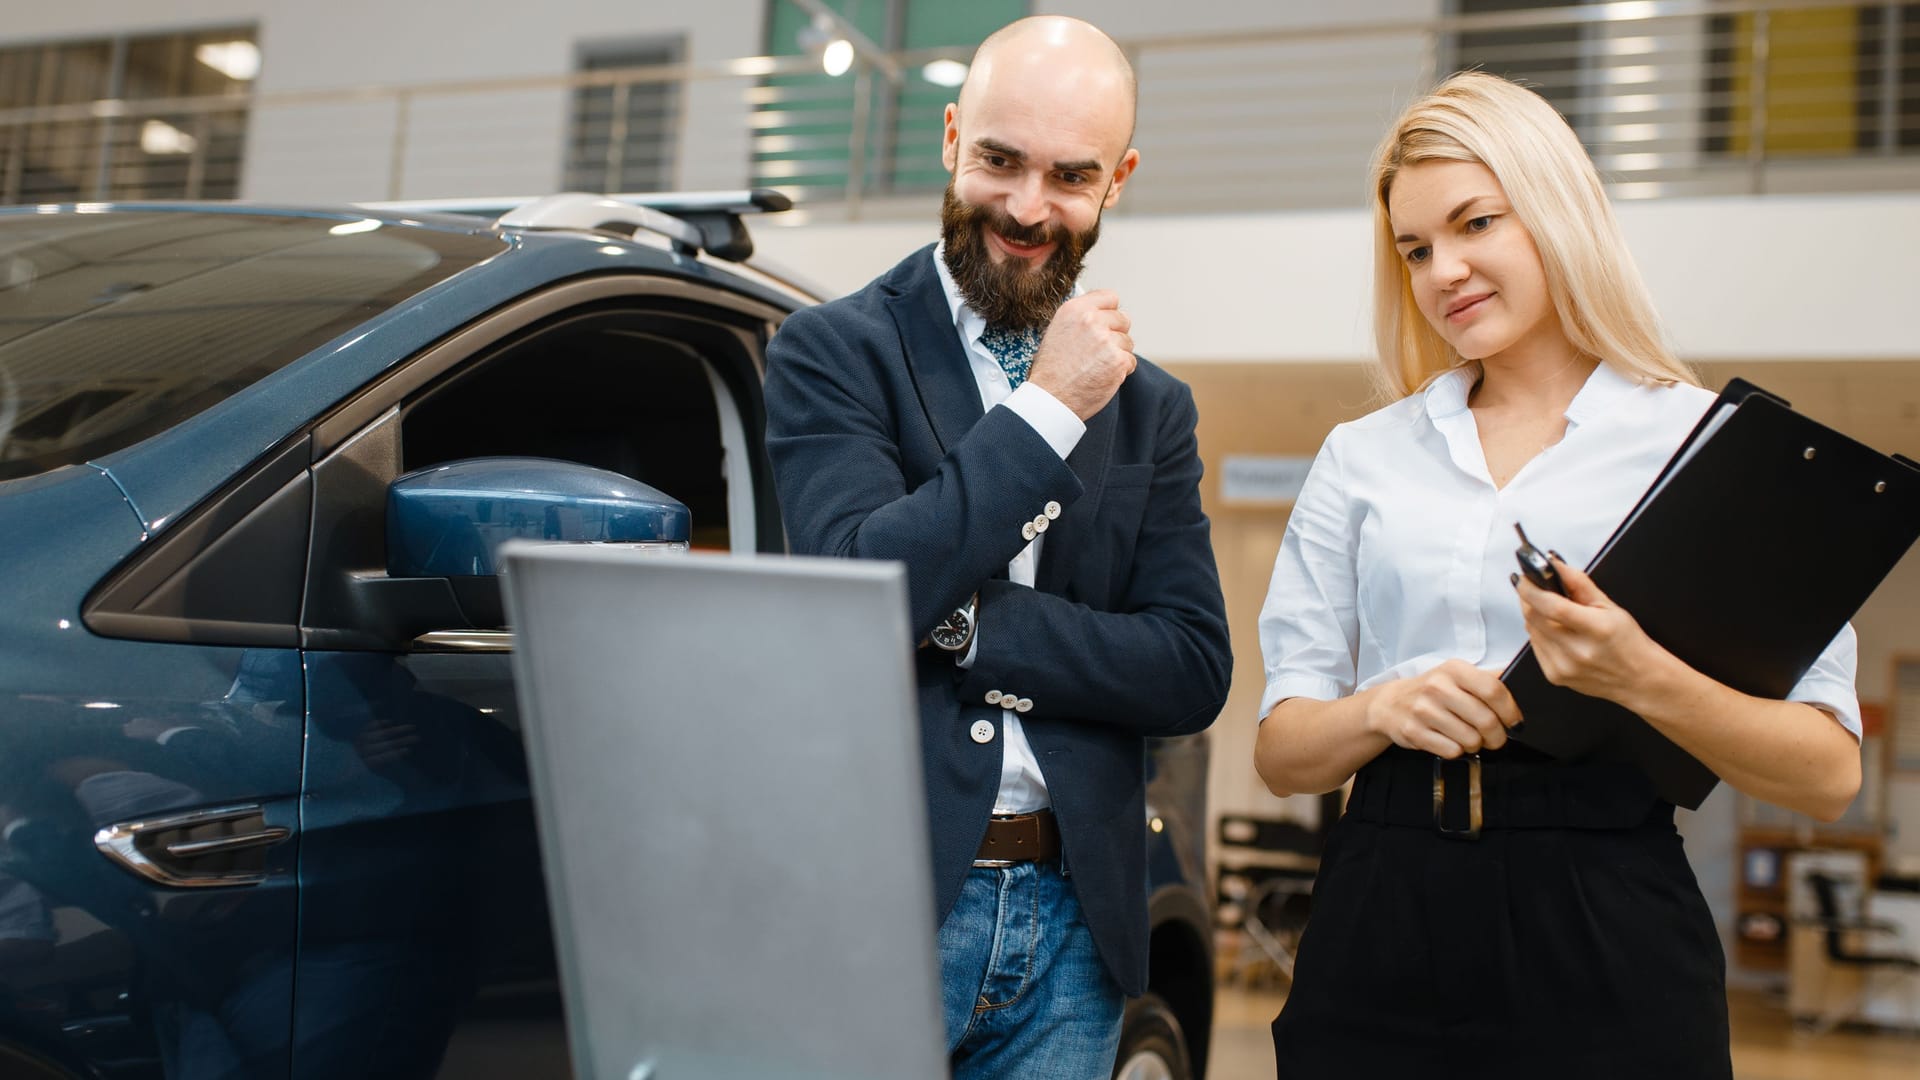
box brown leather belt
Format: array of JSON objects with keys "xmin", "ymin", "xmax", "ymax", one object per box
[{"xmin": 974, "ymin": 810, "xmax": 1060, "ymax": 865}]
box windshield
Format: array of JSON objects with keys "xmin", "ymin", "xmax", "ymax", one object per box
[{"xmin": 0, "ymin": 210, "xmax": 504, "ymax": 482}]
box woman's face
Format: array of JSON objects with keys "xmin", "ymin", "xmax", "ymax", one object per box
[{"xmin": 1387, "ymin": 160, "xmax": 1565, "ymax": 365}]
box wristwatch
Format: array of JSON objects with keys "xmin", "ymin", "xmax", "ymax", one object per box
[{"xmin": 929, "ymin": 593, "xmax": 979, "ymax": 653}]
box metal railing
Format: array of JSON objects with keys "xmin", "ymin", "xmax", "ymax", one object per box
[{"xmin": 0, "ymin": 0, "xmax": 1915, "ymax": 216}]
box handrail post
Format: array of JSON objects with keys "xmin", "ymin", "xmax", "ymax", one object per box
[
  {"xmin": 1747, "ymin": 9, "xmax": 1771, "ymax": 195},
  {"xmin": 847, "ymin": 64, "xmax": 871, "ymax": 220},
  {"xmin": 1880, "ymin": 2, "xmax": 1903, "ymax": 154},
  {"xmin": 185, "ymin": 112, "xmax": 209, "ymax": 199},
  {"xmin": 92, "ymin": 35, "xmax": 130, "ymax": 200},
  {"xmin": 388, "ymin": 91, "xmax": 412, "ymax": 201},
  {"xmin": 607, "ymin": 80, "xmax": 631, "ymax": 189}
]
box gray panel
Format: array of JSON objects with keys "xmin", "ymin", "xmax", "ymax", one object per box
[{"xmin": 499, "ymin": 544, "xmax": 944, "ymax": 1080}]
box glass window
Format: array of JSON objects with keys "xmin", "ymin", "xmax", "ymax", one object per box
[
  {"xmin": 0, "ymin": 211, "xmax": 504, "ymax": 481},
  {"xmin": 564, "ymin": 37, "xmax": 685, "ymax": 194},
  {"xmin": 1448, "ymin": 0, "xmax": 1587, "ymax": 131},
  {"xmin": 753, "ymin": 0, "xmax": 1027, "ymax": 201},
  {"xmin": 0, "ymin": 27, "xmax": 256, "ymax": 205}
]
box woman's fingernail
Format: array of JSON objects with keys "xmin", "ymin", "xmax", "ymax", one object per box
[
  {"xmin": 1548, "ymin": 549, "xmax": 1565, "ymax": 563},
  {"xmin": 1509, "ymin": 572, "xmax": 1519, "ymax": 587}
]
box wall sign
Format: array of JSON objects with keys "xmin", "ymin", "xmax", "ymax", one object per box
[{"xmin": 1220, "ymin": 455, "xmax": 1314, "ymax": 505}]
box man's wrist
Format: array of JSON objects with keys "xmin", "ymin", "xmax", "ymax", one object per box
[
  {"xmin": 1003, "ymin": 382, "xmax": 1086, "ymax": 460},
  {"xmin": 928, "ymin": 592, "xmax": 980, "ymax": 653}
]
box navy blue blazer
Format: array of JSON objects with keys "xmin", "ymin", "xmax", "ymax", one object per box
[{"xmin": 763, "ymin": 245, "xmax": 1231, "ymax": 995}]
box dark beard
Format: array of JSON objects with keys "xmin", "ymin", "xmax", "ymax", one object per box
[{"xmin": 939, "ymin": 182, "xmax": 1100, "ymax": 332}]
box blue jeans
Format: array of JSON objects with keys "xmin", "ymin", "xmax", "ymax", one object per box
[{"xmin": 937, "ymin": 861, "xmax": 1124, "ymax": 1080}]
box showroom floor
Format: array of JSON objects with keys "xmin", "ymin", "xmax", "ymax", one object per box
[{"xmin": 1206, "ymin": 983, "xmax": 1920, "ymax": 1079}]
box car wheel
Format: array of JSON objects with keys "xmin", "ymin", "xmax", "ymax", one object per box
[{"xmin": 1112, "ymin": 992, "xmax": 1191, "ymax": 1080}]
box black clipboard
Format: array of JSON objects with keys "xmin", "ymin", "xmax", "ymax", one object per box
[{"xmin": 1501, "ymin": 379, "xmax": 1920, "ymax": 808}]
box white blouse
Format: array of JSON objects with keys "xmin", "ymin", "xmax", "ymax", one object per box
[{"xmin": 1256, "ymin": 361, "xmax": 1861, "ymax": 738}]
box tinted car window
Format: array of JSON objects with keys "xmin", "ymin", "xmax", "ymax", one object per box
[{"xmin": 0, "ymin": 211, "xmax": 504, "ymax": 481}]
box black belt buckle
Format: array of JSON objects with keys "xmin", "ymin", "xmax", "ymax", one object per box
[{"xmin": 1432, "ymin": 753, "xmax": 1483, "ymax": 840}]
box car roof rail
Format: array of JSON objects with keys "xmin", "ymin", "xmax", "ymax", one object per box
[
  {"xmin": 358, "ymin": 188, "xmax": 793, "ymax": 262},
  {"xmin": 620, "ymin": 189, "xmax": 793, "ymax": 263}
]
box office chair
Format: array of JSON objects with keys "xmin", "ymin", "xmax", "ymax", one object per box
[
  {"xmin": 1792, "ymin": 871, "xmax": 1920, "ymax": 1034},
  {"xmin": 1214, "ymin": 815, "xmax": 1322, "ymax": 987}
]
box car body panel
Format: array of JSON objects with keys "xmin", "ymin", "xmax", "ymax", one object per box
[{"xmin": 0, "ymin": 462, "xmax": 305, "ymax": 1072}]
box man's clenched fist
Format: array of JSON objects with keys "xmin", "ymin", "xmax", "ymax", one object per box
[{"xmin": 1026, "ymin": 290, "xmax": 1136, "ymax": 421}]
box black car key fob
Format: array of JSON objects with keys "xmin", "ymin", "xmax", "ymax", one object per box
[{"xmin": 1513, "ymin": 522, "xmax": 1567, "ymax": 596}]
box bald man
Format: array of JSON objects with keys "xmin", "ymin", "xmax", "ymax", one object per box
[{"xmin": 764, "ymin": 17, "xmax": 1230, "ymax": 1077}]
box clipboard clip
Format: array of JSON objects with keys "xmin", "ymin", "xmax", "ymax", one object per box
[{"xmin": 1432, "ymin": 753, "xmax": 1483, "ymax": 840}]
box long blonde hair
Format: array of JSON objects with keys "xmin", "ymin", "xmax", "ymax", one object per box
[{"xmin": 1369, "ymin": 72, "xmax": 1699, "ymax": 398}]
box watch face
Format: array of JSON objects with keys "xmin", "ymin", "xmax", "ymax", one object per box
[{"xmin": 930, "ymin": 606, "xmax": 973, "ymax": 651}]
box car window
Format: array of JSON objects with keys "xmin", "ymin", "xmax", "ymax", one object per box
[
  {"xmin": 401, "ymin": 312, "xmax": 754, "ymax": 552},
  {"xmin": 0, "ymin": 211, "xmax": 503, "ymax": 482}
]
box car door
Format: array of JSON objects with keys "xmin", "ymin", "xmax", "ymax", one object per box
[{"xmin": 288, "ymin": 278, "xmax": 786, "ymax": 1079}]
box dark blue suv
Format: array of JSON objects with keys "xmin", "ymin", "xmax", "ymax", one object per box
[{"xmin": 0, "ymin": 195, "xmax": 1213, "ymax": 1080}]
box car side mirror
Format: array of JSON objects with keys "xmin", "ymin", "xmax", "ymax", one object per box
[
  {"xmin": 387, "ymin": 456, "xmax": 690, "ymax": 579},
  {"xmin": 353, "ymin": 457, "xmax": 689, "ymax": 648}
]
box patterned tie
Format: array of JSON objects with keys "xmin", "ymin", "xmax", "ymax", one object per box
[{"xmin": 978, "ymin": 324, "xmax": 1041, "ymax": 390}]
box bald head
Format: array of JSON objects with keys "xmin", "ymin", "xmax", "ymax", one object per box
[{"xmin": 959, "ymin": 16, "xmax": 1137, "ymax": 150}]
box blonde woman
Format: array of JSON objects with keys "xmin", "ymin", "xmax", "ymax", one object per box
[{"xmin": 1253, "ymin": 72, "xmax": 1860, "ymax": 1075}]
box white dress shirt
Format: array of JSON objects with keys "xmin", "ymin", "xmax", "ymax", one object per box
[
  {"xmin": 1257, "ymin": 360, "xmax": 1861, "ymax": 738},
  {"xmin": 932, "ymin": 244, "xmax": 1087, "ymax": 813}
]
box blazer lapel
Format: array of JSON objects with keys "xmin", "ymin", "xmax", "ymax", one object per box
[
  {"xmin": 884, "ymin": 247, "xmax": 982, "ymax": 455},
  {"xmin": 1035, "ymin": 401, "xmax": 1116, "ymax": 595}
]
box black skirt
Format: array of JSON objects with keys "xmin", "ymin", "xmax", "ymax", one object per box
[{"xmin": 1271, "ymin": 747, "xmax": 1731, "ymax": 1079}]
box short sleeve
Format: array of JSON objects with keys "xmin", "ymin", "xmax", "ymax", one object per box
[
  {"xmin": 1786, "ymin": 622, "xmax": 1862, "ymax": 740},
  {"xmin": 1257, "ymin": 434, "xmax": 1361, "ymax": 720}
]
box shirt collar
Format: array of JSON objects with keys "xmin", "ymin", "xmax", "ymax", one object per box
[
  {"xmin": 1424, "ymin": 364, "xmax": 1477, "ymax": 421},
  {"xmin": 931, "ymin": 241, "xmax": 985, "ymax": 349},
  {"xmin": 1424, "ymin": 358, "xmax": 1641, "ymax": 428},
  {"xmin": 1561, "ymin": 360, "xmax": 1638, "ymax": 427}
]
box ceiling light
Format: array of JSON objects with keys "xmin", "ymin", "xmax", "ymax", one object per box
[
  {"xmin": 821, "ymin": 39, "xmax": 854, "ymax": 77},
  {"xmin": 140, "ymin": 120, "xmax": 198, "ymax": 156},
  {"xmin": 921, "ymin": 59, "xmax": 967, "ymax": 87},
  {"xmin": 195, "ymin": 41, "xmax": 261, "ymax": 82}
]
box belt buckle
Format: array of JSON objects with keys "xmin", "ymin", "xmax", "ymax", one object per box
[{"xmin": 1432, "ymin": 753, "xmax": 1483, "ymax": 840}]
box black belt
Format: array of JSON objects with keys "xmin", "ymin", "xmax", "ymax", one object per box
[
  {"xmin": 974, "ymin": 810, "xmax": 1060, "ymax": 865},
  {"xmin": 1346, "ymin": 747, "xmax": 1669, "ymax": 840}
]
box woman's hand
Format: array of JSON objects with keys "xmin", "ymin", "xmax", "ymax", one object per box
[
  {"xmin": 1362, "ymin": 659, "xmax": 1522, "ymax": 759},
  {"xmin": 1514, "ymin": 555, "xmax": 1666, "ymax": 709},
  {"xmin": 1514, "ymin": 554, "xmax": 1862, "ymax": 821}
]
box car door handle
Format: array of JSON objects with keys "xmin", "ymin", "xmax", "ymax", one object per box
[
  {"xmin": 95, "ymin": 804, "xmax": 290, "ymax": 888},
  {"xmin": 162, "ymin": 829, "xmax": 290, "ymax": 860}
]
